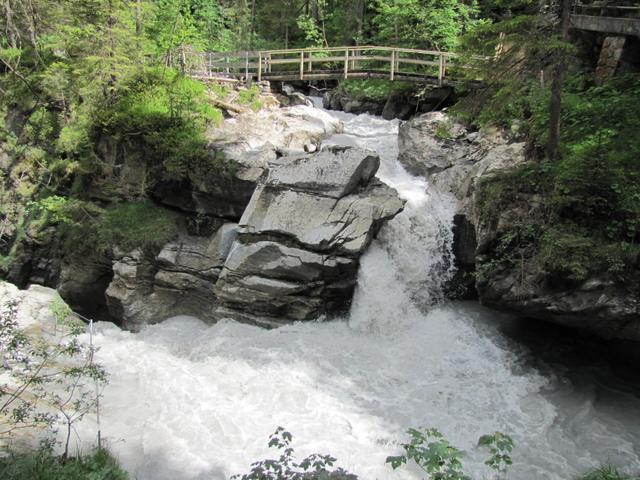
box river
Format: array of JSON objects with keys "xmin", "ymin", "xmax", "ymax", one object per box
[{"xmin": 76, "ymin": 101, "xmax": 640, "ymax": 479}]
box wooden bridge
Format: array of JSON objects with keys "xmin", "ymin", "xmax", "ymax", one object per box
[
  {"xmin": 181, "ymin": 46, "xmax": 463, "ymax": 86},
  {"xmin": 571, "ymin": 1, "xmax": 640, "ymax": 36}
]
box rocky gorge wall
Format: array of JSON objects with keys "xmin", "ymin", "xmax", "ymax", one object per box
[
  {"xmin": 397, "ymin": 111, "xmax": 640, "ymax": 341},
  {"xmin": 1, "ymin": 97, "xmax": 403, "ymax": 330}
]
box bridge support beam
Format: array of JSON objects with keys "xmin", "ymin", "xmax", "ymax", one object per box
[{"xmin": 595, "ymin": 36, "xmax": 626, "ymax": 85}]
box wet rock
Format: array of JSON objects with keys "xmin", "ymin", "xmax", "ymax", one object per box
[
  {"xmin": 214, "ymin": 146, "xmax": 404, "ymax": 326},
  {"xmin": 105, "ymin": 224, "xmax": 238, "ymax": 330},
  {"xmin": 265, "ymin": 146, "xmax": 379, "ymax": 198}
]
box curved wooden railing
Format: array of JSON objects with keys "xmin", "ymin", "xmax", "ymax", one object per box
[{"xmin": 179, "ymin": 46, "xmax": 466, "ymax": 86}]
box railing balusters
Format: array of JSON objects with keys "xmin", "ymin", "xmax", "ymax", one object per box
[
  {"xmin": 390, "ymin": 49, "xmax": 395, "ymax": 80},
  {"xmin": 344, "ymin": 49, "xmax": 349, "ymax": 79},
  {"xmin": 185, "ymin": 46, "xmax": 463, "ymax": 84},
  {"xmin": 300, "ymin": 50, "xmax": 304, "ymax": 80}
]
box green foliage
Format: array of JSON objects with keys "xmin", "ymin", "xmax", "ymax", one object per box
[
  {"xmin": 232, "ymin": 427, "xmax": 358, "ymax": 480},
  {"xmin": 578, "ymin": 466, "xmax": 632, "ymax": 480},
  {"xmin": 340, "ymin": 79, "xmax": 412, "ymax": 102},
  {"xmin": 92, "ymin": 67, "xmax": 222, "ymax": 178},
  {"xmin": 453, "ymin": 12, "xmax": 573, "ymax": 136},
  {"xmin": 296, "ymin": 14, "xmax": 325, "ymax": 48},
  {"xmin": 372, "ymin": 0, "xmax": 481, "ymax": 50},
  {"xmin": 386, "ymin": 427, "xmax": 515, "ymax": 480},
  {"xmin": 87, "ymin": 201, "xmax": 178, "ymax": 254},
  {"xmin": 0, "ymin": 295, "xmax": 107, "ymax": 455},
  {"xmin": 434, "ymin": 120, "xmax": 454, "ymax": 140},
  {"xmin": 540, "ymin": 226, "xmax": 640, "ymax": 282},
  {"xmin": 0, "ymin": 447, "xmax": 129, "ymax": 480},
  {"xmin": 386, "ymin": 427, "xmax": 469, "ymax": 480},
  {"xmin": 478, "ymin": 432, "xmax": 515, "ymax": 475},
  {"xmin": 237, "ymin": 85, "xmax": 263, "ymax": 112}
]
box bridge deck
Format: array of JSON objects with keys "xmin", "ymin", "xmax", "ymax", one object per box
[{"xmin": 571, "ymin": 2, "xmax": 640, "ymax": 35}]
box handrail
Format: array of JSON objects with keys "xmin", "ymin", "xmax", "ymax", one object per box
[
  {"xmin": 180, "ymin": 45, "xmax": 470, "ymax": 86},
  {"xmin": 205, "ymin": 46, "xmax": 458, "ymax": 58}
]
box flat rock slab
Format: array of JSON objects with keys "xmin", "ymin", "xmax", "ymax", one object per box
[
  {"xmin": 266, "ymin": 146, "xmax": 380, "ymax": 198},
  {"xmin": 238, "ymin": 181, "xmax": 404, "ymax": 256}
]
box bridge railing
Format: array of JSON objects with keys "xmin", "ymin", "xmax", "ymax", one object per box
[
  {"xmin": 572, "ymin": 1, "xmax": 640, "ymax": 18},
  {"xmin": 182, "ymin": 46, "xmax": 463, "ymax": 85}
]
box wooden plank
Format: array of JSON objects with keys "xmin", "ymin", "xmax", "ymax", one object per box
[
  {"xmin": 344, "ymin": 49, "xmax": 349, "ymax": 79},
  {"xmin": 300, "ymin": 51, "xmax": 304, "ymax": 80},
  {"xmin": 390, "ymin": 50, "xmax": 394, "ymax": 80},
  {"xmin": 258, "ymin": 52, "xmax": 262, "ymax": 81},
  {"xmin": 395, "ymin": 58, "xmax": 440, "ymax": 67}
]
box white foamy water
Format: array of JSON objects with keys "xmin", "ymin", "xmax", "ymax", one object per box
[{"xmin": 74, "ymin": 102, "xmax": 640, "ymax": 479}]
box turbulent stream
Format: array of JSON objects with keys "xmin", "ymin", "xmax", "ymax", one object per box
[{"xmin": 76, "ymin": 102, "xmax": 640, "ymax": 479}]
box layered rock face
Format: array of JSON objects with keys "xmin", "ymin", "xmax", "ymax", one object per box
[
  {"xmin": 84, "ymin": 145, "xmax": 402, "ymax": 330},
  {"xmin": 103, "ymin": 223, "xmax": 237, "ymax": 329},
  {"xmin": 398, "ymin": 111, "xmax": 640, "ymax": 341},
  {"xmin": 214, "ymin": 146, "xmax": 404, "ymax": 327}
]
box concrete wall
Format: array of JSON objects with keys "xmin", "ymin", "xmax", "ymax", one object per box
[{"xmin": 571, "ymin": 14, "xmax": 640, "ymax": 36}]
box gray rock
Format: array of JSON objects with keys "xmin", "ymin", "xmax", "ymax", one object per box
[
  {"xmin": 214, "ymin": 146, "xmax": 404, "ymax": 326},
  {"xmin": 398, "ymin": 111, "xmax": 526, "ymax": 221},
  {"xmin": 214, "ymin": 241, "xmax": 358, "ymax": 320},
  {"xmin": 238, "ymin": 181, "xmax": 404, "ymax": 256},
  {"xmin": 265, "ymin": 146, "xmax": 379, "ymax": 198},
  {"xmin": 398, "ymin": 111, "xmax": 470, "ymax": 177},
  {"xmin": 105, "ymin": 224, "xmax": 238, "ymax": 330}
]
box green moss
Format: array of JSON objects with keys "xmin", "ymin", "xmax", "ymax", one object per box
[
  {"xmin": 0, "ymin": 448, "xmax": 129, "ymax": 480},
  {"xmin": 237, "ymin": 85, "xmax": 263, "ymax": 111},
  {"xmin": 90, "ymin": 201, "xmax": 178, "ymax": 253},
  {"xmin": 87, "ymin": 68, "xmax": 224, "ymax": 180},
  {"xmin": 578, "ymin": 466, "xmax": 632, "ymax": 480},
  {"xmin": 340, "ymin": 79, "xmax": 413, "ymax": 102}
]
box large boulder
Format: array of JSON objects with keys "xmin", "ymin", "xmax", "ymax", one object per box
[
  {"xmin": 398, "ymin": 111, "xmax": 527, "ymax": 206},
  {"xmin": 398, "ymin": 111, "xmax": 640, "ymax": 341},
  {"xmin": 474, "ymin": 191, "xmax": 640, "ymax": 341},
  {"xmin": 214, "ymin": 146, "xmax": 404, "ymax": 327},
  {"xmin": 153, "ymin": 105, "xmax": 342, "ymax": 220},
  {"xmin": 105, "ymin": 223, "xmax": 237, "ymax": 330}
]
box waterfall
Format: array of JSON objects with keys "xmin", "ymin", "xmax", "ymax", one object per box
[
  {"xmin": 319, "ymin": 111, "xmax": 457, "ymax": 333},
  {"xmin": 74, "ymin": 103, "xmax": 640, "ymax": 480}
]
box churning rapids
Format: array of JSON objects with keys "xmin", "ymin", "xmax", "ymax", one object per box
[{"xmin": 74, "ymin": 101, "xmax": 640, "ymax": 479}]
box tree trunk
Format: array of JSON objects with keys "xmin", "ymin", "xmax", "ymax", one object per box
[
  {"xmin": 136, "ymin": 0, "xmax": 142, "ymax": 36},
  {"xmin": 547, "ymin": 0, "xmax": 571, "ymax": 161},
  {"xmin": 249, "ymin": 0, "xmax": 256, "ymax": 49}
]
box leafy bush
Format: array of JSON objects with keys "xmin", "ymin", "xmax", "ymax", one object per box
[
  {"xmin": 0, "ymin": 448, "xmax": 128, "ymax": 480},
  {"xmin": 340, "ymin": 79, "xmax": 412, "ymax": 102},
  {"xmin": 237, "ymin": 85, "xmax": 263, "ymax": 111},
  {"xmin": 92, "ymin": 68, "xmax": 223, "ymax": 178},
  {"xmin": 87, "ymin": 201, "xmax": 178, "ymax": 254},
  {"xmin": 0, "ymin": 296, "xmax": 106, "ymax": 456},
  {"xmin": 232, "ymin": 427, "xmax": 358, "ymax": 480},
  {"xmin": 386, "ymin": 427, "xmax": 514, "ymax": 480},
  {"xmin": 578, "ymin": 466, "xmax": 632, "ymax": 480},
  {"xmin": 25, "ymin": 196, "xmax": 177, "ymax": 254},
  {"xmin": 475, "ymin": 76, "xmax": 640, "ymax": 284}
]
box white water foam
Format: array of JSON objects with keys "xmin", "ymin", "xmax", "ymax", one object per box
[{"xmin": 72, "ymin": 103, "xmax": 640, "ymax": 480}]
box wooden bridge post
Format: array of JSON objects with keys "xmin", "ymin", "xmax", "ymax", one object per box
[
  {"xmin": 344, "ymin": 49, "xmax": 349, "ymax": 79},
  {"xmin": 245, "ymin": 51, "xmax": 249, "ymax": 80},
  {"xmin": 258, "ymin": 52, "xmax": 262, "ymax": 82},
  {"xmin": 268, "ymin": 53, "xmax": 272, "ymax": 72},
  {"xmin": 390, "ymin": 50, "xmax": 395, "ymax": 80},
  {"xmin": 300, "ymin": 50, "xmax": 304, "ymax": 80},
  {"xmin": 438, "ymin": 54, "xmax": 444, "ymax": 86},
  {"xmin": 308, "ymin": 52, "xmax": 313, "ymax": 72}
]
